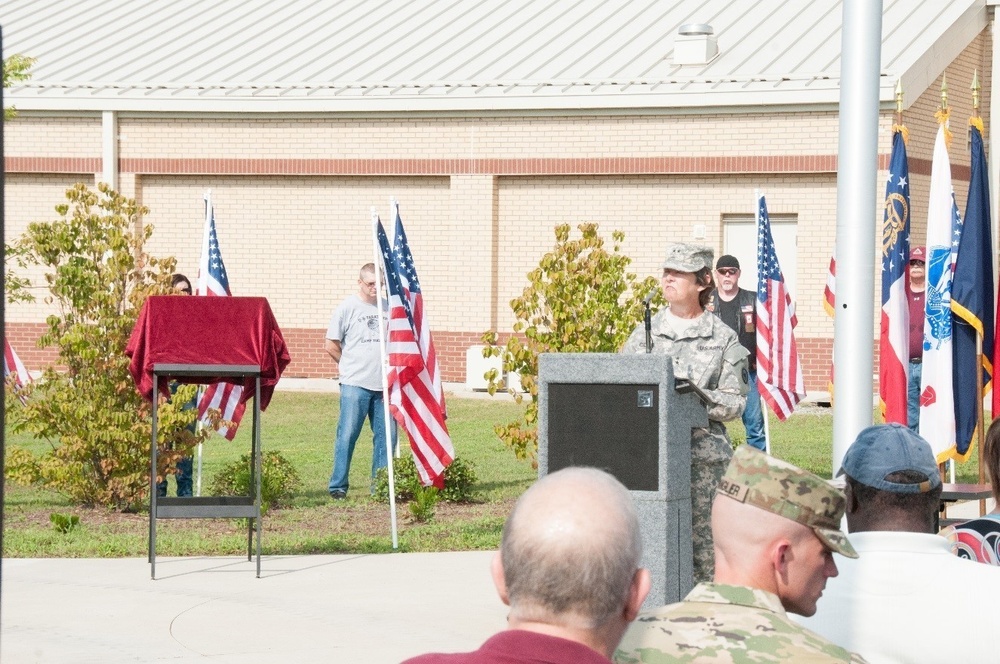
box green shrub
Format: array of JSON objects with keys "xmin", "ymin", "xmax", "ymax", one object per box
[
  {"xmin": 49, "ymin": 512, "xmax": 80, "ymax": 534},
  {"xmin": 482, "ymin": 223, "xmax": 660, "ymax": 466},
  {"xmin": 4, "ymin": 182, "xmax": 195, "ymax": 511},
  {"xmin": 208, "ymin": 450, "xmax": 301, "ymax": 512},
  {"xmin": 5, "ymin": 446, "xmax": 41, "ymax": 485},
  {"xmin": 373, "ymin": 455, "xmax": 478, "ymax": 503},
  {"xmin": 408, "ymin": 486, "xmax": 439, "ymax": 523}
]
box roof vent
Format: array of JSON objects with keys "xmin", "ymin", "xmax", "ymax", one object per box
[{"xmin": 673, "ymin": 24, "xmax": 718, "ymax": 66}]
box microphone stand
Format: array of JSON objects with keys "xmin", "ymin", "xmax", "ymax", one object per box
[{"xmin": 644, "ymin": 298, "xmax": 653, "ymax": 353}]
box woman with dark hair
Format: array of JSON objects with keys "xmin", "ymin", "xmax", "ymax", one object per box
[
  {"xmin": 156, "ymin": 273, "xmax": 196, "ymax": 497},
  {"xmin": 941, "ymin": 416, "xmax": 1000, "ymax": 565},
  {"xmin": 621, "ymin": 243, "xmax": 749, "ymax": 583}
]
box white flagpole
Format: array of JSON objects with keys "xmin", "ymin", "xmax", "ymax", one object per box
[
  {"xmin": 762, "ymin": 394, "xmax": 772, "ymax": 454},
  {"xmin": 195, "ymin": 384, "xmax": 204, "ymax": 496},
  {"xmin": 371, "ymin": 206, "xmax": 399, "ymax": 549},
  {"xmin": 193, "ymin": 190, "xmax": 213, "ymax": 496}
]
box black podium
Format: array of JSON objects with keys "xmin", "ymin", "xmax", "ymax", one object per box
[
  {"xmin": 149, "ymin": 364, "xmax": 263, "ymax": 578},
  {"xmin": 126, "ymin": 295, "xmax": 290, "ymax": 579}
]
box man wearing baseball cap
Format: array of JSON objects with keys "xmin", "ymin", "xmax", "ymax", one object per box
[
  {"xmin": 708, "ymin": 254, "xmax": 766, "ymax": 450},
  {"xmin": 906, "ymin": 246, "xmax": 926, "ymax": 430},
  {"xmin": 616, "ymin": 446, "xmax": 866, "ymax": 663},
  {"xmin": 797, "ymin": 424, "xmax": 1000, "ymax": 663}
]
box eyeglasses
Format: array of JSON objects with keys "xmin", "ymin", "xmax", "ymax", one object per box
[
  {"xmin": 717, "ymin": 268, "xmax": 738, "ymax": 276},
  {"xmin": 362, "ymin": 280, "xmax": 377, "ymax": 287},
  {"xmin": 909, "ymin": 260, "xmax": 925, "ymax": 267}
]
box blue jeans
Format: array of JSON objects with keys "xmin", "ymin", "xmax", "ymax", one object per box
[
  {"xmin": 157, "ymin": 384, "xmax": 196, "ymax": 497},
  {"xmin": 907, "ymin": 360, "xmax": 922, "ymax": 431},
  {"xmin": 328, "ymin": 384, "xmax": 397, "ymax": 494},
  {"xmin": 743, "ymin": 371, "xmax": 766, "ymax": 451},
  {"xmin": 156, "ymin": 456, "xmax": 193, "ymax": 497}
]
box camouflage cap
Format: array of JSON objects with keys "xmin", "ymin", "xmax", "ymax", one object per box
[
  {"xmin": 717, "ymin": 446, "xmax": 858, "ymax": 558},
  {"xmin": 660, "ymin": 243, "xmax": 714, "ymax": 272}
]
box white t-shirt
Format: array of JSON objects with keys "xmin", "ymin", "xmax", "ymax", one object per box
[
  {"xmin": 327, "ymin": 294, "xmax": 385, "ymax": 391},
  {"xmin": 794, "ymin": 530, "xmax": 1000, "ymax": 663},
  {"xmin": 660, "ymin": 307, "xmax": 701, "ymax": 337}
]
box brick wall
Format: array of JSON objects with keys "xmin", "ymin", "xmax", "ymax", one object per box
[
  {"xmin": 3, "ymin": 30, "xmax": 991, "ymax": 402},
  {"xmin": 2, "ymin": 317, "xmax": 859, "ymax": 394}
]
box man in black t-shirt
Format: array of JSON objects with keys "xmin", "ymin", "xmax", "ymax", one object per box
[
  {"xmin": 905, "ymin": 246, "xmax": 926, "ymax": 431},
  {"xmin": 707, "ymin": 255, "xmax": 765, "ymax": 451}
]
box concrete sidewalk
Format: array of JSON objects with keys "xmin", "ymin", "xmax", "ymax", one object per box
[{"xmin": 1, "ymin": 551, "xmax": 507, "ymax": 663}]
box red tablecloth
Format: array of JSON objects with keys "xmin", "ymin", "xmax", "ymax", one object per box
[{"xmin": 126, "ymin": 296, "xmax": 290, "ymax": 410}]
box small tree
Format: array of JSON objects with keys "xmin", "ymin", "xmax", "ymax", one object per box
[
  {"xmin": 3, "ymin": 53, "xmax": 36, "ymax": 121},
  {"xmin": 4, "ymin": 53, "xmax": 37, "ymax": 298},
  {"xmin": 4, "ymin": 183, "xmax": 209, "ymax": 511},
  {"xmin": 481, "ymin": 222, "xmax": 661, "ymax": 465}
]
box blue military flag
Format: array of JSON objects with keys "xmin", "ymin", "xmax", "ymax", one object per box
[{"xmin": 951, "ymin": 120, "xmax": 994, "ymax": 460}]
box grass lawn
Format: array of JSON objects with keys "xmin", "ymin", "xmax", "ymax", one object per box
[{"xmin": 3, "ymin": 392, "xmax": 982, "ymax": 557}]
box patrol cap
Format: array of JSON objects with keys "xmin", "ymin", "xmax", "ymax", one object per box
[
  {"xmin": 716, "ymin": 254, "xmax": 740, "ymax": 270},
  {"xmin": 660, "ymin": 243, "xmax": 714, "ymax": 272},
  {"xmin": 718, "ymin": 446, "xmax": 858, "ymax": 558},
  {"xmin": 837, "ymin": 423, "xmax": 941, "ymax": 494}
]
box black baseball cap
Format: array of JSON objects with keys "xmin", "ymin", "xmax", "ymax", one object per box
[{"xmin": 716, "ymin": 255, "xmax": 740, "ymax": 270}]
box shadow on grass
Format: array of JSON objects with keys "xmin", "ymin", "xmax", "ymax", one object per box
[
  {"xmin": 474, "ymin": 478, "xmax": 535, "ymax": 494},
  {"xmin": 265, "ymin": 536, "xmax": 403, "ymax": 555},
  {"xmin": 401, "ymin": 516, "xmax": 506, "ymax": 551}
]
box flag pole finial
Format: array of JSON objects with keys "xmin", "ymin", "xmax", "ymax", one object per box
[
  {"xmin": 941, "ymin": 73, "xmax": 948, "ymax": 111},
  {"xmin": 972, "ymin": 69, "xmax": 981, "ymax": 114},
  {"xmin": 894, "ymin": 79, "xmax": 904, "ymax": 123}
]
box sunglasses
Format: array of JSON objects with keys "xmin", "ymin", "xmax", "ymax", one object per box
[
  {"xmin": 909, "ymin": 260, "xmax": 925, "ymax": 267},
  {"xmin": 716, "ymin": 268, "xmax": 739, "ymax": 276}
]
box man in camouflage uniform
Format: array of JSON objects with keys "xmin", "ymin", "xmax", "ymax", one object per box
[
  {"xmin": 615, "ymin": 446, "xmax": 868, "ymax": 663},
  {"xmin": 621, "ymin": 243, "xmax": 749, "ymax": 583}
]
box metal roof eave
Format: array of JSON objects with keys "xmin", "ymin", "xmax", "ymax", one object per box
[{"xmin": 5, "ymin": 78, "xmax": 904, "ymax": 116}]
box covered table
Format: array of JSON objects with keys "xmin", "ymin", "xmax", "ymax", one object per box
[{"xmin": 126, "ymin": 295, "xmax": 291, "ymax": 578}]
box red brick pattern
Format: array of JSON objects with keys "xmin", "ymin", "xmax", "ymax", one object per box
[
  {"xmin": 5, "ymin": 322, "xmax": 847, "ymax": 393},
  {"xmin": 280, "ymin": 327, "xmax": 334, "ymax": 378},
  {"xmin": 4, "ymin": 323, "xmax": 59, "ymax": 369},
  {"xmin": 5, "ymin": 155, "xmax": 909, "ymax": 178},
  {"xmin": 798, "ymin": 337, "xmax": 834, "ymax": 392},
  {"xmin": 118, "ymin": 155, "xmax": 844, "ymax": 176},
  {"xmin": 5, "ymin": 157, "xmax": 102, "ymax": 173}
]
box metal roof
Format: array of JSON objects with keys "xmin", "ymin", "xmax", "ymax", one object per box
[{"xmin": 0, "ymin": 0, "xmax": 989, "ymax": 114}]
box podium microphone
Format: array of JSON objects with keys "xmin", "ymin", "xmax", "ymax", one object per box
[{"xmin": 643, "ymin": 290, "xmax": 655, "ymax": 353}]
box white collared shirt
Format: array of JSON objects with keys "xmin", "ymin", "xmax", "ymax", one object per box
[{"xmin": 794, "ymin": 530, "xmax": 1000, "ymax": 663}]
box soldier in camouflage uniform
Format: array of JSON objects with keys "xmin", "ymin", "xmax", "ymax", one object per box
[
  {"xmin": 621, "ymin": 243, "xmax": 749, "ymax": 583},
  {"xmin": 614, "ymin": 446, "xmax": 868, "ymax": 663}
]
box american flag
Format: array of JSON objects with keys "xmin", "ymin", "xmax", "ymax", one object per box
[
  {"xmin": 755, "ymin": 194, "xmax": 805, "ymax": 420},
  {"xmin": 196, "ymin": 192, "xmax": 246, "ymax": 440},
  {"xmin": 376, "ymin": 210, "xmax": 454, "ymax": 488},
  {"xmin": 4, "ymin": 338, "xmax": 31, "ymax": 394},
  {"xmin": 390, "ymin": 203, "xmax": 445, "ymax": 412}
]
